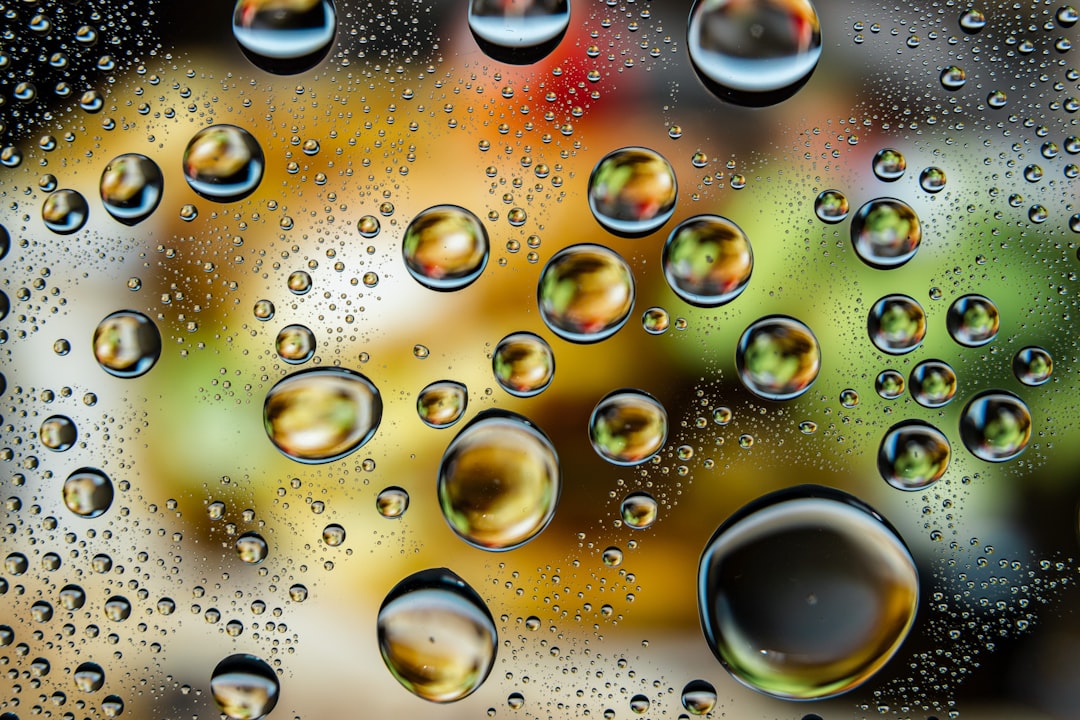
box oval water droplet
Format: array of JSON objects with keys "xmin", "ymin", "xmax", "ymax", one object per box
[
  {"xmin": 910, "ymin": 360, "xmax": 957, "ymax": 408},
  {"xmin": 468, "ymin": 0, "xmax": 570, "ymax": 64},
  {"xmin": 40, "ymin": 414, "xmax": 77, "ymax": 451},
  {"xmin": 662, "ymin": 214, "xmax": 753, "ymax": 307},
  {"xmin": 63, "ymin": 468, "xmax": 113, "ymax": 518},
  {"xmin": 232, "ymin": 0, "xmax": 337, "ymax": 74},
  {"xmin": 814, "ymin": 189, "xmax": 849, "ymax": 224},
  {"xmin": 959, "ymin": 391, "xmax": 1031, "ymax": 462},
  {"xmin": 1012, "ymin": 346, "xmax": 1052, "ymax": 386},
  {"xmin": 850, "ymin": 198, "xmax": 922, "ymax": 269},
  {"xmin": 377, "ymin": 568, "xmax": 497, "ymax": 702},
  {"xmin": 867, "ymin": 294, "xmax": 926, "ymax": 355},
  {"xmin": 210, "ymin": 653, "xmax": 279, "ymax": 720},
  {"xmin": 736, "ymin": 316, "xmax": 820, "ymax": 401},
  {"xmin": 946, "ymin": 294, "xmax": 999, "ymax": 347},
  {"xmin": 376, "ymin": 486, "xmax": 410, "ymax": 518},
  {"xmin": 688, "ymin": 0, "xmax": 822, "ymax": 106},
  {"xmin": 99, "ymin": 154, "xmax": 163, "ymax": 225},
  {"xmin": 263, "ymin": 367, "xmax": 383, "ymax": 463},
  {"xmin": 878, "ymin": 421, "xmax": 951, "ymax": 491},
  {"xmin": 275, "ymin": 324, "xmax": 316, "ymax": 364},
  {"xmin": 42, "ymin": 189, "xmax": 89, "ymax": 234},
  {"xmin": 493, "ymin": 332, "xmax": 555, "ymax": 398},
  {"xmin": 621, "ymin": 492, "xmax": 658, "ymax": 529},
  {"xmin": 587, "ymin": 147, "xmax": 676, "ymax": 236},
  {"xmin": 402, "ymin": 205, "xmax": 489, "ymax": 291},
  {"xmin": 588, "ymin": 389, "xmax": 668, "ymax": 466},
  {"xmin": 537, "ymin": 243, "xmax": 635, "ymax": 343},
  {"xmin": 417, "ymin": 380, "xmax": 468, "ymax": 429},
  {"xmin": 182, "ymin": 125, "xmax": 265, "ymax": 202},
  {"xmin": 437, "ymin": 410, "xmax": 560, "ymax": 550},
  {"xmin": 698, "ymin": 485, "xmax": 918, "ymax": 699},
  {"xmin": 93, "ymin": 310, "xmax": 162, "ymax": 378}
]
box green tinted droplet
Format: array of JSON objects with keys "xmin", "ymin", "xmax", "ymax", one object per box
[
  {"xmin": 698, "ymin": 485, "xmax": 918, "ymax": 700},
  {"xmin": 875, "ymin": 369, "xmax": 905, "ymax": 399},
  {"xmin": 93, "ymin": 310, "xmax": 162, "ymax": 378},
  {"xmin": 736, "ymin": 316, "xmax": 820, "ymax": 401},
  {"xmin": 63, "ymin": 468, "xmax": 113, "ymax": 518},
  {"xmin": 1012, "ymin": 346, "xmax": 1052, "ymax": 386},
  {"xmin": 642, "ymin": 307, "xmax": 670, "ymax": 334},
  {"xmin": 959, "ymin": 391, "xmax": 1032, "ymax": 462},
  {"xmin": 403, "ymin": 205, "xmax": 489, "ymax": 291},
  {"xmin": 378, "ymin": 568, "xmax": 497, "ymax": 702},
  {"xmin": 589, "ymin": 389, "xmax": 668, "ymax": 466},
  {"xmin": 621, "ymin": 492, "xmax": 658, "ymax": 529},
  {"xmin": 538, "ymin": 244, "xmax": 635, "ymax": 343},
  {"xmin": 210, "ymin": 654, "xmax": 279, "ymax": 720},
  {"xmin": 850, "ymin": 198, "xmax": 922, "ymax": 269},
  {"xmin": 814, "ymin": 190, "xmax": 849, "ymax": 224},
  {"xmin": 910, "ymin": 360, "xmax": 957, "ymax": 408},
  {"xmin": 182, "ymin": 125, "xmax": 264, "ymax": 201},
  {"xmin": 867, "ymin": 295, "xmax": 926, "ymax": 355},
  {"xmin": 587, "ymin": 147, "xmax": 676, "ymax": 236},
  {"xmin": 493, "ymin": 332, "xmax": 555, "ymax": 397},
  {"xmin": 662, "ymin": 215, "xmax": 753, "ymax": 307},
  {"xmin": 919, "ymin": 166, "xmax": 947, "ymax": 193},
  {"xmin": 417, "ymin": 380, "xmax": 468, "ymax": 429},
  {"xmin": 878, "ymin": 421, "xmax": 951, "ymax": 491},
  {"xmin": 872, "ymin": 148, "xmax": 906, "ymax": 181},
  {"xmin": 946, "ymin": 294, "xmax": 999, "ymax": 347}
]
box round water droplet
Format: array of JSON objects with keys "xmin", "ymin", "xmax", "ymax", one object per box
[
  {"xmin": 417, "ymin": 380, "xmax": 468, "ymax": 428},
  {"xmin": 959, "ymin": 8, "xmax": 986, "ymax": 33},
  {"xmin": 878, "ymin": 421, "xmax": 950, "ymax": 491},
  {"xmin": 437, "ymin": 410, "xmax": 560, "ymax": 550},
  {"xmin": 959, "ymin": 391, "xmax": 1031, "ymax": 462},
  {"xmin": 93, "ymin": 310, "xmax": 162, "ymax": 378},
  {"xmin": 232, "ymin": 0, "xmax": 337, "ymax": 74},
  {"xmin": 402, "ymin": 205, "xmax": 489, "ymax": 291},
  {"xmin": 681, "ymin": 679, "xmax": 717, "ymax": 715},
  {"xmin": 587, "ymin": 147, "xmax": 676, "ymax": 236},
  {"xmin": 42, "ymin": 189, "xmax": 89, "ymax": 234},
  {"xmin": 662, "ymin": 215, "xmax": 753, "ymax": 307},
  {"xmin": 602, "ymin": 546, "xmax": 624, "ymax": 567},
  {"xmin": 468, "ymin": 0, "xmax": 570, "ymax": 63},
  {"xmin": 275, "ymin": 324, "xmax": 316, "ymax": 364},
  {"xmin": 287, "ymin": 270, "xmax": 312, "ymax": 294},
  {"xmin": 537, "ymin": 243, "xmax": 635, "ymax": 343},
  {"xmin": 867, "ymin": 294, "xmax": 926, "ymax": 355},
  {"xmin": 104, "ymin": 596, "xmax": 132, "ymax": 621},
  {"xmin": 99, "ymin": 154, "xmax": 163, "ymax": 225},
  {"xmin": 377, "ymin": 568, "xmax": 497, "ymax": 702},
  {"xmin": 987, "ymin": 89, "xmax": 1007, "ymax": 108},
  {"xmin": 376, "ymin": 486, "xmax": 410, "ymax": 518},
  {"xmin": 254, "ymin": 300, "xmax": 275, "ymax": 321},
  {"xmin": 59, "ymin": 584, "xmax": 87, "ymax": 610},
  {"xmin": 1012, "ymin": 346, "xmax": 1052, "ymax": 386},
  {"xmin": 102, "ymin": 695, "xmax": 125, "ymax": 718},
  {"xmin": 939, "ymin": 65, "xmax": 966, "ymax": 90},
  {"xmin": 182, "ymin": 125, "xmax": 264, "ymax": 202},
  {"xmin": 358, "ymin": 214, "xmax": 380, "ymax": 238},
  {"xmin": 688, "ymin": 0, "xmax": 822, "ymax": 106},
  {"xmin": 698, "ymin": 485, "xmax": 918, "ymax": 700},
  {"xmin": 946, "ymin": 294, "xmax": 999, "ymax": 347},
  {"xmin": 621, "ymin": 492, "xmax": 658, "ymax": 529},
  {"xmin": 589, "ymin": 389, "xmax": 668, "ymax": 465},
  {"xmin": 74, "ymin": 662, "xmax": 105, "ymax": 692},
  {"xmin": 493, "ymin": 332, "xmax": 555, "ymax": 397},
  {"xmin": 509, "ymin": 692, "xmax": 526, "ymax": 709},
  {"xmin": 874, "ymin": 369, "xmax": 905, "ymax": 399},
  {"xmin": 235, "ymin": 532, "xmax": 268, "ymax": 564},
  {"xmin": 40, "ymin": 414, "xmax": 77, "ymax": 451},
  {"xmin": 322, "ymin": 523, "xmax": 346, "ymax": 546},
  {"xmin": 642, "ymin": 307, "xmax": 670, "ymax": 334},
  {"xmin": 629, "ymin": 694, "xmax": 650, "ymax": 714},
  {"xmin": 4, "ymin": 553, "xmax": 27, "ymax": 575},
  {"xmin": 736, "ymin": 316, "xmax": 820, "ymax": 401},
  {"xmin": 850, "ymin": 198, "xmax": 922, "ymax": 269},
  {"xmin": 263, "ymin": 367, "xmax": 383, "ymax": 463},
  {"xmin": 872, "ymin": 148, "xmax": 906, "ymax": 182},
  {"xmin": 63, "ymin": 468, "xmax": 113, "ymax": 518},
  {"xmin": 909, "ymin": 360, "xmax": 957, "ymax": 408},
  {"xmin": 814, "ymin": 189, "xmax": 849, "ymax": 224},
  {"xmin": 919, "ymin": 166, "xmax": 947, "ymax": 193},
  {"xmin": 210, "ymin": 654, "xmax": 279, "ymax": 720}
]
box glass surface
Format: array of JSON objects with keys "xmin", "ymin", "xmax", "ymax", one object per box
[{"xmin": 0, "ymin": 1, "xmax": 1078, "ymax": 719}]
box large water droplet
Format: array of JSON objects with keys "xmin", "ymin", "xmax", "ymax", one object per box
[
  {"xmin": 939, "ymin": 65, "xmax": 966, "ymax": 90},
  {"xmin": 946, "ymin": 294, "xmax": 999, "ymax": 347},
  {"xmin": 99, "ymin": 154, "xmax": 163, "ymax": 225},
  {"xmin": 263, "ymin": 367, "xmax": 383, "ymax": 463},
  {"xmin": 42, "ymin": 189, "xmax": 89, "ymax": 234},
  {"xmin": 74, "ymin": 661, "xmax": 105, "ymax": 692},
  {"xmin": 232, "ymin": 0, "xmax": 337, "ymax": 74},
  {"xmin": 402, "ymin": 205, "xmax": 489, "ymax": 291},
  {"xmin": 813, "ymin": 189, "xmax": 849, "ymax": 223},
  {"xmin": 537, "ymin": 243, "xmax": 635, "ymax": 343},
  {"xmin": 850, "ymin": 198, "xmax": 922, "ymax": 269},
  {"xmin": 377, "ymin": 568, "xmax": 497, "ymax": 702},
  {"xmin": 235, "ymin": 532, "xmax": 268, "ymax": 564},
  {"xmin": 736, "ymin": 316, "xmax": 820, "ymax": 400},
  {"xmin": 417, "ymin": 380, "xmax": 468, "ymax": 428},
  {"xmin": 680, "ymin": 679, "xmax": 717, "ymax": 715},
  {"xmin": 182, "ymin": 125, "xmax": 264, "ymax": 202},
  {"xmin": 867, "ymin": 294, "xmax": 926, "ymax": 355},
  {"xmin": 40, "ymin": 414, "xmax": 77, "ymax": 451},
  {"xmin": 620, "ymin": 492, "xmax": 658, "ymax": 529},
  {"xmin": 878, "ymin": 421, "xmax": 950, "ymax": 491},
  {"xmin": 910, "ymin": 360, "xmax": 957, "ymax": 408},
  {"xmin": 959, "ymin": 391, "xmax": 1031, "ymax": 462},
  {"xmin": 93, "ymin": 311, "xmax": 162, "ymax": 378},
  {"xmin": 588, "ymin": 389, "xmax": 668, "ymax": 466},
  {"xmin": 275, "ymin": 324, "xmax": 316, "ymax": 364},
  {"xmin": 662, "ymin": 214, "xmax": 753, "ymax": 307},
  {"xmin": 437, "ymin": 410, "xmax": 560, "ymax": 550},
  {"xmin": 210, "ymin": 654, "xmax": 279, "ymax": 720},
  {"xmin": 698, "ymin": 485, "xmax": 918, "ymax": 699},
  {"xmin": 63, "ymin": 468, "xmax": 114, "ymax": 518},
  {"xmin": 587, "ymin": 147, "xmax": 676, "ymax": 236},
  {"xmin": 687, "ymin": 0, "xmax": 823, "ymax": 106},
  {"xmin": 468, "ymin": 0, "xmax": 570, "ymax": 64},
  {"xmin": 493, "ymin": 332, "xmax": 555, "ymax": 397},
  {"xmin": 1012, "ymin": 346, "xmax": 1052, "ymax": 386}
]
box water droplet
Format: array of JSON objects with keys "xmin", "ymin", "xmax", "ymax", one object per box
[
  {"xmin": 74, "ymin": 662, "xmax": 105, "ymax": 692},
  {"xmin": 417, "ymin": 380, "xmax": 468, "ymax": 428},
  {"xmin": 93, "ymin": 311, "xmax": 162, "ymax": 378},
  {"xmin": 987, "ymin": 89, "xmax": 1007, "ymax": 108},
  {"xmin": 698, "ymin": 485, "xmax": 918, "ymax": 699},
  {"xmin": 378, "ymin": 568, "xmax": 497, "ymax": 702},
  {"xmin": 688, "ymin": 0, "xmax": 822, "ymax": 106},
  {"xmin": 874, "ymin": 369, "xmax": 905, "ymax": 399},
  {"xmin": 40, "ymin": 415, "xmax": 77, "ymax": 451},
  {"xmin": 275, "ymin": 324, "xmax": 316, "ymax": 364},
  {"xmin": 910, "ymin": 360, "xmax": 958, "ymax": 408},
  {"xmin": 42, "ymin": 189, "xmax": 89, "ymax": 234},
  {"xmin": 587, "ymin": 147, "xmax": 677, "ymax": 236},
  {"xmin": 680, "ymin": 679, "xmax": 717, "ymax": 715},
  {"xmin": 235, "ymin": 532, "xmax": 268, "ymax": 564},
  {"xmin": 919, "ymin": 166, "xmax": 947, "ymax": 193},
  {"xmin": 322, "ymin": 523, "xmax": 346, "ymax": 546},
  {"xmin": 403, "ymin": 205, "xmax": 489, "ymax": 291},
  {"xmin": 641, "ymin": 306, "xmax": 671, "ymax": 334},
  {"xmin": 799, "ymin": 420, "xmax": 817, "ymax": 434},
  {"xmin": 1012, "ymin": 346, "xmax": 1052, "ymax": 386},
  {"xmin": 4, "ymin": 553, "xmax": 27, "ymax": 575},
  {"xmin": 736, "ymin": 316, "xmax": 820, "ymax": 401},
  {"xmin": 59, "ymin": 584, "xmax": 87, "ymax": 610},
  {"xmin": 959, "ymin": 8, "xmax": 986, "ymax": 33},
  {"xmin": 872, "ymin": 148, "xmax": 906, "ymax": 182},
  {"xmin": 468, "ymin": 0, "xmax": 570, "ymax": 63},
  {"xmin": 289, "ymin": 584, "xmax": 308, "ymax": 602},
  {"xmin": 182, "ymin": 125, "xmax": 265, "ymax": 202},
  {"xmin": 867, "ymin": 294, "xmax": 926, "ymax": 355},
  {"xmin": 850, "ymin": 198, "xmax": 922, "ymax": 269},
  {"xmin": 939, "ymin": 65, "xmax": 966, "ymax": 90},
  {"xmin": 63, "ymin": 468, "xmax": 114, "ymax": 518},
  {"xmin": 946, "ymin": 294, "xmax": 999, "ymax": 347},
  {"xmin": 589, "ymin": 389, "xmax": 668, "ymax": 465},
  {"xmin": 99, "ymin": 154, "xmax": 163, "ymax": 225},
  {"xmin": 102, "ymin": 695, "xmax": 125, "ymax": 718},
  {"xmin": 376, "ymin": 486, "xmax": 410, "ymax": 518},
  {"xmin": 263, "ymin": 367, "xmax": 383, "ymax": 463},
  {"xmin": 878, "ymin": 421, "xmax": 950, "ymax": 491},
  {"xmin": 1059, "ymin": 5, "xmax": 1079, "ymax": 26},
  {"xmin": 537, "ymin": 243, "xmax": 635, "ymax": 343},
  {"xmin": 959, "ymin": 391, "xmax": 1031, "ymax": 462},
  {"xmin": 493, "ymin": 332, "xmax": 555, "ymax": 397},
  {"xmin": 662, "ymin": 215, "xmax": 753, "ymax": 307},
  {"xmin": 104, "ymin": 596, "xmax": 132, "ymax": 621},
  {"xmin": 602, "ymin": 546, "xmax": 624, "ymax": 567},
  {"xmin": 357, "ymin": 214, "xmax": 380, "ymax": 238},
  {"xmin": 629, "ymin": 694, "xmax": 651, "ymax": 714},
  {"xmin": 621, "ymin": 492, "xmax": 658, "ymax": 529},
  {"xmin": 232, "ymin": 0, "xmax": 336, "ymax": 74},
  {"xmin": 210, "ymin": 654, "xmax": 279, "ymax": 720},
  {"xmin": 814, "ymin": 189, "xmax": 849, "ymax": 224},
  {"xmin": 839, "ymin": 388, "xmax": 859, "ymax": 408},
  {"xmin": 438, "ymin": 410, "xmax": 560, "ymax": 550}
]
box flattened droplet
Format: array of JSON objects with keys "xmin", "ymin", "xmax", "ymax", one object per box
[{"xmin": 210, "ymin": 654, "xmax": 279, "ymax": 720}]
